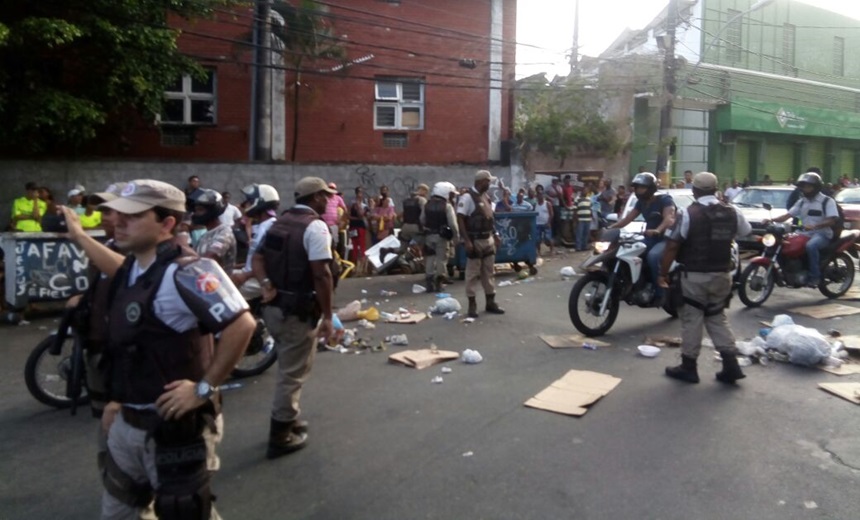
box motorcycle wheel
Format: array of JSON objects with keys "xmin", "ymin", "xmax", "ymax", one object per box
[
  {"xmin": 819, "ymin": 252, "xmax": 855, "ymax": 299},
  {"xmin": 231, "ymin": 319, "xmax": 278, "ymax": 379},
  {"xmin": 738, "ymin": 263, "xmax": 774, "ymax": 307},
  {"xmin": 24, "ymin": 334, "xmax": 89, "ymax": 409},
  {"xmin": 568, "ymin": 271, "xmax": 619, "ymax": 337}
]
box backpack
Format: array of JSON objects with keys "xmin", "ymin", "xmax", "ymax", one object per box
[{"xmin": 830, "ymin": 198, "xmax": 845, "ymax": 238}]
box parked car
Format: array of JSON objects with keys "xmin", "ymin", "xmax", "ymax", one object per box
[
  {"xmin": 729, "ymin": 186, "xmax": 795, "ymax": 251},
  {"xmin": 834, "ymin": 187, "xmax": 860, "ymax": 234}
]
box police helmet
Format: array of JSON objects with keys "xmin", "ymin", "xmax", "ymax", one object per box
[
  {"xmin": 796, "ymin": 172, "xmax": 822, "ymax": 193},
  {"xmin": 189, "ymin": 188, "xmax": 227, "ymax": 225},
  {"xmin": 631, "ymin": 172, "xmax": 658, "ymax": 197},
  {"xmin": 241, "ymin": 183, "xmax": 280, "ymax": 216},
  {"xmin": 431, "ymin": 181, "xmax": 457, "ymax": 200}
]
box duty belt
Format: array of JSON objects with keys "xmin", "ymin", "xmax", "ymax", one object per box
[{"xmin": 121, "ymin": 407, "xmax": 161, "ymax": 431}]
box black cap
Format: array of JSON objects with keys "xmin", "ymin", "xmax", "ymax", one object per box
[{"xmin": 25, "ymin": 182, "xmax": 38, "ymax": 191}]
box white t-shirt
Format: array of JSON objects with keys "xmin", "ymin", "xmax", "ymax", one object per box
[
  {"xmin": 296, "ymin": 204, "xmax": 334, "ymax": 261},
  {"xmin": 219, "ymin": 204, "xmax": 242, "ymax": 227},
  {"xmin": 535, "ymin": 200, "xmax": 551, "ymax": 225},
  {"xmin": 456, "ymin": 188, "xmax": 482, "ymax": 217},
  {"xmin": 128, "ymin": 262, "xmax": 196, "ymax": 333}
]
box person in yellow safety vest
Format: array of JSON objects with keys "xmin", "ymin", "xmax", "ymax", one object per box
[
  {"xmin": 79, "ymin": 195, "xmax": 103, "ymax": 230},
  {"xmin": 12, "ymin": 182, "xmax": 47, "ymax": 232}
]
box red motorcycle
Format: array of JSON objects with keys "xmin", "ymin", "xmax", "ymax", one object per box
[{"xmin": 738, "ymin": 224, "xmax": 858, "ymax": 307}]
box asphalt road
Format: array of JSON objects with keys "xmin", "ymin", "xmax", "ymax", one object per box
[{"xmin": 1, "ymin": 250, "xmax": 859, "ymax": 520}]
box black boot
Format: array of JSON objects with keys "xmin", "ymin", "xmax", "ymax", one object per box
[
  {"xmin": 267, "ymin": 418, "xmax": 308, "ymax": 459},
  {"xmin": 424, "ymin": 275, "xmax": 436, "ymax": 293},
  {"xmin": 716, "ymin": 352, "xmax": 747, "ymax": 384},
  {"xmin": 485, "ymin": 294, "xmax": 505, "ymax": 314},
  {"xmin": 467, "ymin": 297, "xmax": 478, "ymax": 318},
  {"xmin": 665, "ymin": 355, "xmax": 700, "ymax": 383}
]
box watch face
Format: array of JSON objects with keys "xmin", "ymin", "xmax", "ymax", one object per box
[{"xmin": 197, "ymin": 381, "xmax": 211, "ymax": 398}]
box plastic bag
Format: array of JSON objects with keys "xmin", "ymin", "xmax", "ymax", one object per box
[
  {"xmin": 560, "ymin": 266, "xmax": 576, "ymax": 278},
  {"xmin": 336, "ymin": 300, "xmax": 362, "ymax": 322},
  {"xmin": 356, "ymin": 307, "xmax": 380, "ymax": 321},
  {"xmin": 765, "ymin": 324, "xmax": 831, "ymax": 366},
  {"xmin": 429, "ymin": 297, "xmax": 462, "ymax": 314},
  {"xmin": 771, "ymin": 314, "xmax": 794, "ymax": 328}
]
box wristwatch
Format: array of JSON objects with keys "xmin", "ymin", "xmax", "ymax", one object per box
[{"xmin": 195, "ymin": 380, "xmax": 218, "ymax": 400}]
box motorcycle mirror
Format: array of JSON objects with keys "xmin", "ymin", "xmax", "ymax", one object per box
[
  {"xmin": 606, "ymin": 213, "xmax": 619, "ymax": 223},
  {"xmin": 762, "ymin": 202, "xmax": 772, "ymax": 211}
]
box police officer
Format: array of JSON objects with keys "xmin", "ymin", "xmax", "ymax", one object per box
[
  {"xmin": 658, "ymin": 172, "xmax": 752, "ymax": 384},
  {"xmin": 190, "ymin": 188, "xmax": 237, "ymax": 270},
  {"xmin": 421, "ymin": 182, "xmax": 459, "ymax": 292},
  {"xmin": 231, "ymin": 183, "xmax": 279, "ymax": 299},
  {"xmin": 457, "ymin": 170, "xmax": 504, "ymax": 319},
  {"xmin": 765, "ymin": 171, "xmax": 838, "ymax": 287},
  {"xmin": 253, "ymin": 177, "xmax": 336, "ymax": 459},
  {"xmin": 381, "ymin": 183, "xmax": 429, "ymax": 261},
  {"xmin": 60, "ymin": 180, "xmax": 255, "ymax": 519}
]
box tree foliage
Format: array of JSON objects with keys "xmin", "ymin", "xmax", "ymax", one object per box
[
  {"xmin": 515, "ymin": 77, "xmax": 623, "ymax": 166},
  {"xmin": 0, "ymin": 1, "xmax": 235, "ymax": 154}
]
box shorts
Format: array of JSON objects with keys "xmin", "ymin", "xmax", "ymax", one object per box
[{"xmin": 536, "ymin": 224, "xmax": 552, "ymax": 242}]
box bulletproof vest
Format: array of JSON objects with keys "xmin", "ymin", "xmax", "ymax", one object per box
[
  {"xmin": 107, "ymin": 243, "xmax": 213, "ymax": 405},
  {"xmin": 261, "ymin": 207, "xmax": 319, "ymax": 294},
  {"xmin": 424, "ymin": 197, "xmax": 448, "ymax": 233},
  {"xmin": 85, "ymin": 241, "xmax": 120, "ymax": 343},
  {"xmin": 466, "ymin": 191, "xmax": 494, "ymax": 235},
  {"xmin": 680, "ymin": 202, "xmax": 738, "ymax": 272},
  {"xmin": 402, "ymin": 196, "xmax": 422, "ymax": 225}
]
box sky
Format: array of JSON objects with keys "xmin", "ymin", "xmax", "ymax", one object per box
[{"xmin": 516, "ymin": 0, "xmax": 860, "ymax": 79}]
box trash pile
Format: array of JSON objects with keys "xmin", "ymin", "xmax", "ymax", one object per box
[{"xmin": 735, "ymin": 314, "xmax": 853, "ymax": 369}]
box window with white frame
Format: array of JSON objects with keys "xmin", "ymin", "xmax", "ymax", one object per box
[
  {"xmin": 374, "ymin": 78, "xmax": 424, "ymax": 130},
  {"xmin": 160, "ymin": 70, "xmax": 217, "ymax": 125}
]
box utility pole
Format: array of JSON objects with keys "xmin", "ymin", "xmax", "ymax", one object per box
[
  {"xmin": 569, "ymin": 0, "xmax": 580, "ymax": 76},
  {"xmin": 255, "ymin": 0, "xmax": 272, "ymax": 161},
  {"xmin": 655, "ymin": 0, "xmax": 678, "ymax": 179}
]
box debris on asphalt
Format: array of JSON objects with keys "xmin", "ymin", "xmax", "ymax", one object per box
[
  {"xmin": 791, "ymin": 303, "xmax": 860, "ymax": 319},
  {"xmin": 412, "ymin": 284, "xmax": 426, "ymax": 293},
  {"xmin": 462, "ymin": 317, "xmax": 476, "ymax": 324},
  {"xmin": 524, "ymin": 369, "xmax": 622, "ymax": 417},
  {"xmin": 818, "ymin": 382, "xmax": 860, "ymax": 404},
  {"xmin": 386, "ymin": 334, "xmax": 409, "ymax": 346},
  {"xmin": 461, "ymin": 349, "xmax": 483, "ymax": 364},
  {"xmin": 389, "ymin": 348, "xmax": 459, "ymax": 369},
  {"xmin": 385, "ymin": 312, "xmax": 427, "ymax": 324},
  {"xmin": 540, "ymin": 334, "xmax": 611, "ymax": 349},
  {"xmin": 560, "ymin": 266, "xmax": 576, "ymax": 279},
  {"xmin": 441, "ymin": 366, "xmax": 453, "ymax": 374},
  {"xmin": 431, "ymin": 376, "xmax": 444, "ymax": 384},
  {"xmin": 356, "ymin": 319, "xmax": 376, "ymax": 329},
  {"xmin": 429, "ymin": 297, "xmax": 461, "ymax": 314},
  {"xmin": 444, "ymin": 311, "xmax": 458, "ymax": 320},
  {"xmin": 498, "ymin": 280, "xmax": 514, "ymax": 287},
  {"xmin": 462, "ymin": 451, "xmax": 474, "ymax": 457},
  {"xmin": 644, "ymin": 335, "xmax": 681, "ymax": 348},
  {"xmin": 380, "ymin": 290, "xmax": 397, "ymax": 297}
]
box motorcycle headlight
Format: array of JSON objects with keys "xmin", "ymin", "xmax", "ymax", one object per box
[
  {"xmin": 761, "ymin": 233, "xmax": 776, "ymax": 248},
  {"xmin": 593, "ymin": 241, "xmax": 611, "ymax": 254}
]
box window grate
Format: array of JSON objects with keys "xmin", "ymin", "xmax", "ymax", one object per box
[
  {"xmin": 160, "ymin": 126, "xmax": 196, "ymax": 147},
  {"xmin": 725, "ymin": 9, "xmax": 742, "ymax": 63},
  {"xmin": 833, "ymin": 36, "xmax": 845, "ymax": 77},
  {"xmin": 382, "ymin": 133, "xmax": 408, "ymax": 148},
  {"xmin": 783, "ymin": 24, "xmax": 796, "ymax": 77}
]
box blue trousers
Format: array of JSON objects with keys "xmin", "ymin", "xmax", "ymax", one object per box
[
  {"xmin": 576, "ymin": 221, "xmax": 591, "ymax": 251},
  {"xmin": 805, "ymin": 232, "xmax": 830, "ymax": 281},
  {"xmin": 646, "ymin": 240, "xmax": 667, "ymax": 297}
]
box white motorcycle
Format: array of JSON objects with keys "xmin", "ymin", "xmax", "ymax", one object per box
[{"xmin": 568, "ymin": 229, "xmax": 740, "ymax": 337}]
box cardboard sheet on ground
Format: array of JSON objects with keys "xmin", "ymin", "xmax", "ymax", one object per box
[
  {"xmin": 524, "ymin": 370, "xmax": 621, "ymax": 417},
  {"xmin": 386, "ymin": 312, "xmax": 427, "ymax": 324},
  {"xmin": 644, "ymin": 335, "xmax": 682, "ymax": 348},
  {"xmin": 388, "ymin": 348, "xmax": 458, "ymax": 369},
  {"xmin": 838, "ymin": 335, "xmax": 860, "ymax": 353},
  {"xmin": 539, "ymin": 334, "xmax": 611, "ymax": 349},
  {"xmin": 818, "ymin": 356, "xmax": 860, "ymax": 376},
  {"xmin": 790, "ymin": 303, "xmax": 860, "ymax": 319},
  {"xmin": 818, "ymin": 382, "xmax": 860, "ymax": 404}
]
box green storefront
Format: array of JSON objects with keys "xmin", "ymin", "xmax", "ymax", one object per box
[{"xmin": 713, "ymin": 98, "xmax": 860, "ymax": 184}]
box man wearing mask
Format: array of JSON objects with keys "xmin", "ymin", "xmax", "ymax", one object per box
[
  {"xmin": 457, "ymin": 170, "xmax": 505, "ymax": 319},
  {"xmin": 254, "ymin": 177, "xmax": 335, "ymax": 458},
  {"xmin": 764, "ymin": 171, "xmax": 838, "ymax": 287},
  {"xmin": 610, "ymin": 172, "xmax": 676, "ymax": 304},
  {"xmin": 658, "ymin": 172, "xmax": 752, "ymax": 384}
]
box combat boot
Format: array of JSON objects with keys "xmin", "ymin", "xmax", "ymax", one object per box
[
  {"xmin": 716, "ymin": 352, "xmax": 747, "ymax": 384},
  {"xmin": 424, "ymin": 275, "xmax": 436, "ymax": 293},
  {"xmin": 485, "ymin": 294, "xmax": 505, "ymax": 314},
  {"xmin": 665, "ymin": 355, "xmax": 700, "ymax": 383},
  {"xmin": 467, "ymin": 297, "xmax": 478, "ymax": 318},
  {"xmin": 267, "ymin": 418, "xmax": 308, "ymax": 459}
]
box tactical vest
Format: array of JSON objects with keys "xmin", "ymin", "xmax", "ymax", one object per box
[
  {"xmin": 261, "ymin": 207, "xmax": 318, "ymax": 294},
  {"xmin": 402, "ymin": 196, "xmax": 422, "ymax": 225},
  {"xmin": 679, "ymin": 202, "xmax": 738, "ymax": 272},
  {"xmin": 424, "ymin": 197, "xmax": 448, "ymax": 233},
  {"xmin": 466, "ymin": 190, "xmax": 494, "ymax": 238},
  {"xmin": 107, "ymin": 243, "xmax": 213, "ymax": 405}
]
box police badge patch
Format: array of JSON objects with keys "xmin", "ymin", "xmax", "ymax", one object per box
[{"xmin": 125, "ymin": 301, "xmax": 142, "ymax": 324}]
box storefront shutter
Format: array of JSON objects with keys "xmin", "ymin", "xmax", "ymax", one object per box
[
  {"xmin": 805, "ymin": 140, "xmax": 826, "ymax": 174},
  {"xmin": 733, "ymin": 140, "xmax": 750, "ymax": 182},
  {"xmin": 763, "ymin": 142, "xmax": 795, "ymax": 183},
  {"xmin": 839, "ymin": 148, "xmax": 855, "ymax": 177}
]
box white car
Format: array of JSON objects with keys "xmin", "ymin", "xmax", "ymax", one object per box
[{"xmin": 610, "ymin": 188, "xmax": 695, "ymax": 234}]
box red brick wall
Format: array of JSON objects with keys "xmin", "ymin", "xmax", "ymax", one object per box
[{"xmin": 97, "ymin": 1, "xmax": 516, "ymax": 164}]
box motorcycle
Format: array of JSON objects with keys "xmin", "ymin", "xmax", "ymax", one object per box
[
  {"xmin": 568, "ymin": 229, "xmax": 681, "ymax": 337},
  {"xmin": 25, "ymin": 301, "xmax": 276, "ymax": 410},
  {"xmin": 738, "ymin": 224, "xmax": 858, "ymax": 307}
]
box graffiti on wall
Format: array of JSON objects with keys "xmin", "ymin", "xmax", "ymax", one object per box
[{"xmin": 10, "ymin": 238, "xmax": 91, "ymax": 304}]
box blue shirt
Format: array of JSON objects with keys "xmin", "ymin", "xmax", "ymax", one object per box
[{"xmin": 635, "ymin": 194, "xmax": 675, "ymax": 246}]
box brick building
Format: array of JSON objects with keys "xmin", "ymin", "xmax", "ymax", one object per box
[{"xmin": 92, "ymin": 0, "xmax": 518, "ymax": 165}]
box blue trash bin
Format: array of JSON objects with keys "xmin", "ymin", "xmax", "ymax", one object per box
[{"xmin": 453, "ymin": 212, "xmax": 538, "ymax": 277}]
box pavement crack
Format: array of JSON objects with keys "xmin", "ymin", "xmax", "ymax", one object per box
[{"xmin": 819, "ymin": 441, "xmax": 860, "ymax": 471}]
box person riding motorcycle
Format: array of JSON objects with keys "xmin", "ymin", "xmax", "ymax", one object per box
[
  {"xmin": 190, "ymin": 188, "xmax": 237, "ymax": 271},
  {"xmin": 763, "ymin": 172, "xmax": 838, "ymax": 287},
  {"xmin": 231, "ymin": 184, "xmax": 280, "ymax": 299},
  {"xmin": 609, "ymin": 172, "xmax": 676, "ymax": 304}
]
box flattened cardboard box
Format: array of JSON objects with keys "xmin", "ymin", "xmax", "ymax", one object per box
[
  {"xmin": 790, "ymin": 303, "xmax": 860, "ymax": 319},
  {"xmin": 818, "ymin": 382, "xmax": 860, "ymax": 405},
  {"xmin": 386, "ymin": 312, "xmax": 428, "ymax": 324},
  {"xmin": 540, "ymin": 334, "xmax": 611, "ymax": 349},
  {"xmin": 388, "ymin": 348, "xmax": 458, "ymax": 369},
  {"xmin": 525, "ymin": 370, "xmax": 622, "ymax": 417}
]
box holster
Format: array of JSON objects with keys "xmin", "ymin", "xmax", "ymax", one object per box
[
  {"xmin": 153, "ymin": 412, "xmax": 212, "ymax": 520},
  {"xmin": 668, "ymin": 270, "xmax": 685, "ymax": 309},
  {"xmin": 272, "ymin": 290, "xmax": 321, "ymax": 325},
  {"xmin": 466, "ymin": 241, "xmax": 495, "ymax": 259}
]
